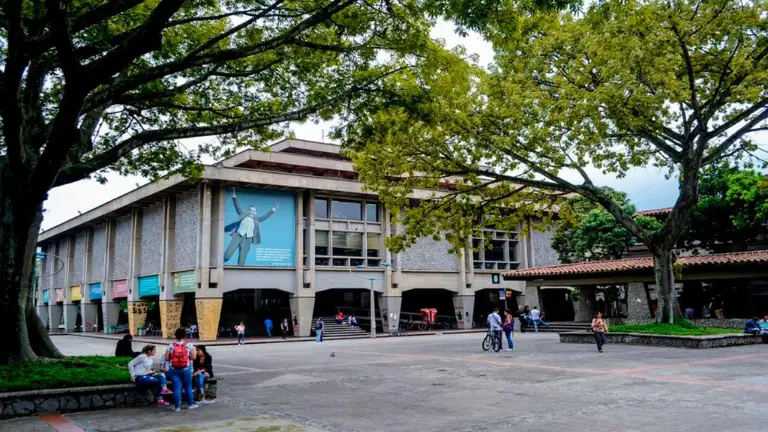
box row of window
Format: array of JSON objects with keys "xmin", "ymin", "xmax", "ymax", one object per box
[
  {"xmin": 472, "ymin": 230, "xmax": 520, "ymax": 270},
  {"xmin": 312, "ymin": 198, "xmax": 379, "ymax": 222},
  {"xmin": 308, "ymin": 231, "xmax": 382, "ymax": 267}
]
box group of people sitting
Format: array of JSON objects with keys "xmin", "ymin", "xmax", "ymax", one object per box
[
  {"xmin": 335, "ymin": 312, "xmax": 359, "ymax": 327},
  {"xmin": 519, "ymin": 305, "xmax": 548, "ymax": 332},
  {"xmin": 744, "ymin": 316, "xmax": 768, "ymax": 342},
  {"xmin": 122, "ymin": 328, "xmax": 216, "ymax": 411}
]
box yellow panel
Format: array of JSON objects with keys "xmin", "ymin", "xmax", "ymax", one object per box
[{"xmin": 71, "ymin": 285, "xmax": 82, "ymax": 301}]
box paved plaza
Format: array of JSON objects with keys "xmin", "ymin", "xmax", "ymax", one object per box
[{"xmin": 4, "ymin": 333, "xmax": 768, "ymax": 431}]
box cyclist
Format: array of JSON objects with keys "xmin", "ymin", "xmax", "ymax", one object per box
[{"xmin": 487, "ymin": 308, "xmax": 503, "ymax": 352}]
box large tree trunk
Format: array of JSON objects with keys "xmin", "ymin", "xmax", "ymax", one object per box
[
  {"xmin": 0, "ymin": 163, "xmax": 63, "ymax": 364},
  {"xmin": 652, "ymin": 249, "xmax": 682, "ymax": 324}
]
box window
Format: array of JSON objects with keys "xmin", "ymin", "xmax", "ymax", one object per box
[
  {"xmin": 332, "ymin": 200, "xmax": 362, "ymax": 220},
  {"xmin": 472, "ymin": 229, "xmax": 520, "ymax": 271},
  {"xmin": 315, "ymin": 198, "xmax": 328, "ymax": 219},
  {"xmin": 315, "ymin": 231, "xmax": 329, "ymax": 256},
  {"xmin": 366, "ymin": 233, "xmax": 380, "ymax": 257},
  {"xmin": 332, "ymin": 232, "xmax": 363, "ymax": 257},
  {"xmin": 366, "ymin": 203, "xmax": 379, "ymax": 222}
]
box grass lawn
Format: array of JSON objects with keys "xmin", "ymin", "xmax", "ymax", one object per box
[
  {"xmin": 0, "ymin": 356, "xmax": 131, "ymax": 392},
  {"xmin": 609, "ymin": 321, "xmax": 741, "ymax": 336}
]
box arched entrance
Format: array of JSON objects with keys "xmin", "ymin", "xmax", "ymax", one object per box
[
  {"xmin": 540, "ymin": 287, "xmax": 575, "ymax": 322},
  {"xmin": 401, "ymin": 288, "xmax": 457, "ymax": 329}
]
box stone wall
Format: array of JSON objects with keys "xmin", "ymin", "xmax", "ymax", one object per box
[
  {"xmin": 401, "ymin": 236, "xmax": 458, "ymax": 271},
  {"xmin": 89, "ymin": 224, "xmax": 107, "ymax": 283},
  {"xmin": 112, "ymin": 215, "xmax": 133, "ymax": 280},
  {"xmin": 174, "ymin": 190, "xmax": 199, "ymax": 271},
  {"xmin": 139, "ymin": 203, "xmax": 164, "ymax": 276},
  {"xmin": 560, "ymin": 331, "xmax": 762, "ymax": 349},
  {"xmin": 603, "ymin": 318, "xmax": 748, "ymax": 330},
  {"xmin": 72, "ymin": 231, "xmax": 87, "ymax": 284},
  {"xmin": 0, "ymin": 381, "xmax": 217, "ymax": 419},
  {"xmin": 532, "ymin": 228, "xmax": 559, "ymax": 267},
  {"xmin": 54, "ymin": 239, "xmax": 68, "ymax": 288}
]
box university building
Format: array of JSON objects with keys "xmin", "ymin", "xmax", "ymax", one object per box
[{"xmin": 35, "ymin": 139, "xmax": 561, "ymax": 340}]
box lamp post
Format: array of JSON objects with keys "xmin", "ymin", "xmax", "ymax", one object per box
[{"xmin": 349, "ymin": 262, "xmax": 390, "ymax": 339}]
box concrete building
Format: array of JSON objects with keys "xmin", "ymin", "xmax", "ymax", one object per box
[{"xmin": 35, "ymin": 139, "xmax": 560, "ymax": 340}]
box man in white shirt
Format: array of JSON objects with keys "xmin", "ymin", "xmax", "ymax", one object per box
[
  {"xmin": 223, "ymin": 188, "xmax": 279, "ymax": 266},
  {"xmin": 487, "ymin": 308, "xmax": 502, "ymax": 351},
  {"xmin": 531, "ymin": 306, "xmax": 541, "ymax": 332}
]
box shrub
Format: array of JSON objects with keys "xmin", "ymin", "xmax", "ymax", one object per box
[{"xmin": 0, "ymin": 356, "xmax": 132, "ymax": 392}]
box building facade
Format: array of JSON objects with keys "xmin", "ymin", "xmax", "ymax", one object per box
[{"xmin": 36, "ymin": 139, "xmax": 560, "ymax": 340}]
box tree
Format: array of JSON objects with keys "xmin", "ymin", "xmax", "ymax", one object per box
[
  {"xmin": 682, "ymin": 164, "xmax": 768, "ymax": 253},
  {"xmin": 0, "ymin": 0, "xmax": 435, "ymax": 364},
  {"xmin": 552, "ymin": 189, "xmax": 662, "ymax": 263},
  {"xmin": 340, "ymin": 0, "xmax": 768, "ymax": 324}
]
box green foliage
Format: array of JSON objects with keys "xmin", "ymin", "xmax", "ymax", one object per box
[
  {"xmin": 0, "ymin": 356, "xmax": 132, "ymax": 392},
  {"xmin": 681, "ymin": 164, "xmax": 768, "ymax": 253},
  {"xmin": 609, "ymin": 322, "xmax": 736, "ymax": 336}
]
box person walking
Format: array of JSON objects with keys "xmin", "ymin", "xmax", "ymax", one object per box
[
  {"xmin": 165, "ymin": 328, "xmax": 198, "ymax": 411},
  {"xmin": 591, "ymin": 312, "xmax": 608, "ymax": 353},
  {"xmin": 503, "ymin": 310, "xmax": 515, "ymax": 351},
  {"xmin": 280, "ymin": 319, "xmax": 289, "ymax": 340},
  {"xmin": 235, "ymin": 322, "xmax": 246, "ymax": 345},
  {"xmin": 316, "ymin": 318, "xmax": 324, "ymax": 343},
  {"xmin": 263, "ymin": 317, "xmax": 273, "ymax": 339}
]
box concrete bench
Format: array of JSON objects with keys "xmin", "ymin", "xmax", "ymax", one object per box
[
  {"xmin": 559, "ymin": 331, "xmax": 763, "ymax": 348},
  {"xmin": 0, "ymin": 379, "xmax": 218, "ymax": 419}
]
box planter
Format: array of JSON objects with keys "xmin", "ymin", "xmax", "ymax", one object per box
[
  {"xmin": 0, "ymin": 379, "xmax": 217, "ymax": 419},
  {"xmin": 559, "ymin": 331, "xmax": 763, "ymax": 349}
]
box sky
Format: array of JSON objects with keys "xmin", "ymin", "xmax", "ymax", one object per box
[{"xmin": 40, "ymin": 20, "xmax": 680, "ymax": 231}]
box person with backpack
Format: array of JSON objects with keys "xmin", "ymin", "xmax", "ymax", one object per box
[
  {"xmin": 280, "ymin": 319, "xmax": 289, "ymax": 340},
  {"xmin": 316, "ymin": 318, "xmax": 323, "ymax": 343},
  {"xmin": 192, "ymin": 345, "xmax": 215, "ymax": 405},
  {"xmin": 165, "ymin": 328, "xmax": 198, "ymax": 411}
]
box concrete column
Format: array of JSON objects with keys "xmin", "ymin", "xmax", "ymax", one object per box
[
  {"xmin": 382, "ymin": 207, "xmax": 393, "ymax": 292},
  {"xmin": 295, "ymin": 191, "xmax": 304, "ymax": 293},
  {"xmin": 160, "ymin": 196, "xmax": 182, "ymax": 338},
  {"xmin": 572, "ymin": 286, "xmax": 596, "ymax": 322},
  {"xmin": 453, "ymin": 295, "xmax": 475, "ymax": 330},
  {"xmin": 63, "ymin": 237, "xmax": 78, "ymax": 332},
  {"xmin": 627, "ymin": 282, "xmax": 651, "ymax": 320},
  {"xmin": 50, "ymin": 305, "xmax": 63, "ymax": 333},
  {"xmin": 82, "ymin": 303, "xmax": 100, "ymax": 332},
  {"xmin": 37, "ymin": 304, "xmax": 50, "ymax": 331},
  {"xmin": 101, "ymin": 221, "xmax": 120, "ymax": 332},
  {"xmin": 195, "ymin": 185, "xmax": 222, "ymax": 341},
  {"xmin": 393, "ymin": 217, "xmax": 403, "ymax": 287},
  {"xmin": 307, "ymin": 190, "xmax": 316, "ymax": 289},
  {"xmin": 523, "ymin": 285, "xmax": 541, "ymax": 310},
  {"xmin": 290, "ymin": 296, "xmax": 315, "ymax": 337},
  {"xmin": 465, "ymin": 236, "xmax": 474, "ymax": 287},
  {"xmin": 127, "ymin": 209, "xmax": 147, "ymax": 335},
  {"xmin": 81, "ymin": 229, "xmax": 98, "ymax": 332},
  {"xmin": 379, "ymin": 295, "xmax": 402, "ymax": 333},
  {"xmin": 195, "ymin": 298, "xmax": 222, "ymax": 341},
  {"xmin": 215, "ymin": 184, "xmax": 225, "ymax": 287}
]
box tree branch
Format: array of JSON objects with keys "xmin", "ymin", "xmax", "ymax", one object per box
[
  {"xmin": 702, "ymin": 107, "xmax": 768, "ymax": 165},
  {"xmin": 44, "ymin": 0, "xmax": 81, "ymax": 80}
]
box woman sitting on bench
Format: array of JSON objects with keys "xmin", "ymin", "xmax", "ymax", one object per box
[{"xmin": 128, "ymin": 345, "xmax": 172, "ymax": 407}]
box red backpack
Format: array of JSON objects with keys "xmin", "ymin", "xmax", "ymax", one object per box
[{"xmin": 170, "ymin": 342, "xmax": 189, "ymax": 369}]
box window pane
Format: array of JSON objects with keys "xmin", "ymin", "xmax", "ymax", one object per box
[
  {"xmin": 498, "ymin": 263, "xmax": 507, "ymax": 270},
  {"xmin": 366, "ymin": 203, "xmax": 379, "ymax": 222},
  {"xmin": 508, "ymin": 241, "xmax": 518, "ymax": 262},
  {"xmin": 368, "ymin": 259, "xmax": 381, "ymax": 267},
  {"xmin": 315, "ymin": 257, "xmax": 329, "ymax": 266},
  {"xmin": 473, "ymin": 262, "xmax": 483, "ymax": 269},
  {"xmin": 331, "ymin": 200, "xmax": 362, "ymax": 220},
  {"xmin": 333, "ymin": 258, "xmax": 348, "ymax": 266},
  {"xmin": 485, "ymin": 240, "xmax": 506, "ymax": 261},
  {"xmin": 351, "ymin": 258, "xmax": 365, "ymax": 267},
  {"xmin": 315, "ymin": 231, "xmax": 329, "ymax": 256},
  {"xmin": 484, "ymin": 262, "xmax": 495, "ymax": 269},
  {"xmin": 366, "ymin": 233, "xmax": 380, "ymax": 257},
  {"xmin": 472, "ymin": 239, "xmax": 481, "ymax": 262},
  {"xmin": 332, "ymin": 232, "xmax": 363, "ymax": 256},
  {"xmin": 315, "ymin": 198, "xmax": 328, "ymax": 218}
]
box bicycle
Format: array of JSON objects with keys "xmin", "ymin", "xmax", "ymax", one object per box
[
  {"xmin": 389, "ymin": 321, "xmax": 408, "ymax": 337},
  {"xmin": 482, "ymin": 329, "xmax": 503, "ymax": 352}
]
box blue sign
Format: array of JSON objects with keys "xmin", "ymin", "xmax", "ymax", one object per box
[
  {"xmin": 223, "ymin": 188, "xmax": 296, "ymax": 267},
  {"xmin": 42, "ymin": 289, "xmax": 49, "ymax": 304},
  {"xmin": 138, "ymin": 275, "xmax": 160, "ymax": 297},
  {"xmin": 89, "ymin": 283, "xmax": 102, "ymax": 300}
]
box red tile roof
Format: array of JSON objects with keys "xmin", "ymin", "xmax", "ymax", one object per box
[
  {"xmin": 635, "ymin": 207, "xmax": 673, "ymax": 217},
  {"xmin": 503, "ymin": 249, "xmax": 768, "ymax": 280}
]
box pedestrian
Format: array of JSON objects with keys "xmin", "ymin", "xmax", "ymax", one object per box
[
  {"xmin": 235, "ymin": 322, "xmax": 246, "ymax": 345},
  {"xmin": 192, "ymin": 345, "xmax": 216, "ymax": 405},
  {"xmin": 115, "ymin": 334, "xmax": 139, "ymax": 358},
  {"xmin": 487, "ymin": 308, "xmax": 502, "ymax": 352},
  {"xmin": 165, "ymin": 327, "xmax": 198, "ymax": 411},
  {"xmin": 128, "ymin": 345, "xmax": 171, "ymax": 407},
  {"xmin": 517, "ymin": 306, "xmax": 526, "ymax": 333},
  {"xmin": 263, "ymin": 317, "xmax": 273, "ymax": 339},
  {"xmin": 591, "ymin": 312, "xmax": 608, "ymax": 353},
  {"xmin": 280, "ymin": 319, "xmax": 289, "ymax": 339},
  {"xmin": 503, "ymin": 310, "xmax": 515, "ymax": 351},
  {"xmin": 316, "ymin": 318, "xmax": 324, "ymax": 343},
  {"xmin": 531, "ymin": 306, "xmax": 541, "ymax": 332}
]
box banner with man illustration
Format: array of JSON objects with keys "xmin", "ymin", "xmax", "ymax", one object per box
[{"xmin": 223, "ymin": 188, "xmax": 296, "ymax": 267}]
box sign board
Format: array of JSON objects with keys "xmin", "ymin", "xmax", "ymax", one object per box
[
  {"xmin": 71, "ymin": 285, "xmax": 82, "ymax": 301},
  {"xmin": 112, "ymin": 280, "xmax": 128, "ymax": 298},
  {"xmin": 138, "ymin": 275, "xmax": 160, "ymax": 297},
  {"xmin": 506, "ymin": 289, "xmax": 513, "ymax": 297},
  {"xmin": 55, "ymin": 287, "xmax": 65, "ymax": 302},
  {"xmin": 499, "ymin": 289, "xmax": 506, "ymax": 299},
  {"xmin": 42, "ymin": 289, "xmax": 49, "ymax": 304},
  {"xmin": 172, "ymin": 271, "xmax": 196, "ymax": 294},
  {"xmin": 491, "ymin": 273, "xmax": 501, "ymax": 284},
  {"xmin": 89, "ymin": 283, "xmax": 102, "ymax": 300}
]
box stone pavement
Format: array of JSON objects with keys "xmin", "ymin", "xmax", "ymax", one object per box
[{"xmin": 3, "ymin": 333, "xmax": 768, "ymax": 431}]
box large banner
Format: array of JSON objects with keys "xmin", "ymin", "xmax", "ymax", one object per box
[{"xmin": 223, "ymin": 187, "xmax": 295, "ymax": 267}]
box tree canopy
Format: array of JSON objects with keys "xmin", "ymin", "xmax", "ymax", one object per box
[{"xmin": 341, "ymin": 0, "xmax": 768, "ymax": 323}]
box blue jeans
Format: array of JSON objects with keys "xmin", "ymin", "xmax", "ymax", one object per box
[
  {"xmin": 504, "ymin": 329, "xmax": 514, "ymax": 349},
  {"xmin": 316, "ymin": 329, "xmax": 322, "ymax": 342},
  {"xmin": 238, "ymin": 333, "xmax": 245, "ymax": 343},
  {"xmin": 195, "ymin": 373, "xmax": 208, "ymax": 391},
  {"xmin": 135, "ymin": 374, "xmax": 166, "ymax": 400},
  {"xmin": 167, "ymin": 367, "xmax": 195, "ymax": 409},
  {"xmin": 266, "ymin": 328, "xmax": 272, "ymax": 338}
]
